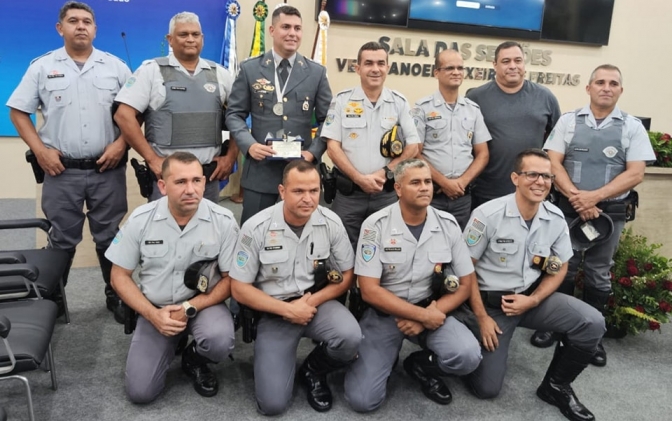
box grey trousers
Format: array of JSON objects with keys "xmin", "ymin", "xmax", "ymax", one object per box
[
  {"xmin": 344, "ymin": 308, "xmax": 482, "ymax": 412},
  {"xmin": 149, "ymin": 178, "xmax": 220, "ymax": 204},
  {"xmin": 254, "ymin": 300, "xmax": 361, "ymax": 415},
  {"xmin": 125, "ymin": 303, "xmax": 235, "ymax": 403},
  {"xmin": 453, "ymin": 292, "xmax": 605, "ymax": 399},
  {"xmin": 430, "ymin": 193, "xmax": 472, "ymax": 231},
  {"xmin": 42, "ymin": 166, "xmax": 127, "ymax": 251},
  {"xmin": 566, "ymin": 217, "xmax": 626, "ymax": 292},
  {"xmin": 330, "ymin": 190, "xmax": 398, "ymax": 249}
]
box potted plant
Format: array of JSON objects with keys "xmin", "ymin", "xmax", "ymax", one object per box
[{"xmin": 648, "ymin": 131, "xmax": 672, "ymax": 167}]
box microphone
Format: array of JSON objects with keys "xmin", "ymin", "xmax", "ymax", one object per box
[{"xmin": 121, "ymin": 31, "xmax": 133, "ymax": 71}]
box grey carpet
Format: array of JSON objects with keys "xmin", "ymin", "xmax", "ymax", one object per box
[{"xmin": 1, "ymin": 198, "xmax": 671, "ymax": 420}]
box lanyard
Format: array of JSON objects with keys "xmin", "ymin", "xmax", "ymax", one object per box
[{"xmin": 273, "ymin": 62, "xmax": 293, "ymax": 103}]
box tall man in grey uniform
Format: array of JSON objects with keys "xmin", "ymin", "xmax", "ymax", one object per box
[
  {"xmin": 413, "ymin": 49, "xmax": 491, "ymax": 230},
  {"xmin": 106, "ymin": 152, "xmax": 238, "ymax": 403},
  {"xmin": 466, "ymin": 41, "xmax": 560, "ymax": 209},
  {"xmin": 230, "ymin": 160, "xmax": 360, "ymax": 415},
  {"xmin": 324, "ymin": 41, "xmax": 420, "ymax": 247},
  {"xmin": 538, "ymin": 65, "xmax": 655, "ymax": 365},
  {"xmin": 114, "ymin": 11, "xmax": 238, "ymax": 203},
  {"xmin": 456, "ymin": 149, "xmax": 605, "ymax": 421},
  {"xmin": 344, "ymin": 159, "xmax": 481, "ymax": 412},
  {"xmin": 6, "ymin": 1, "xmax": 131, "ymax": 322},
  {"xmin": 225, "ymin": 5, "xmax": 332, "ymax": 224}
]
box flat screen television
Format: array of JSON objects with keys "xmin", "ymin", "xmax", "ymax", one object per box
[
  {"xmin": 541, "ymin": 0, "xmax": 615, "ymax": 45},
  {"xmin": 318, "ymin": 0, "xmax": 411, "ymax": 27}
]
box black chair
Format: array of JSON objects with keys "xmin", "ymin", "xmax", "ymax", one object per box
[
  {"xmin": 0, "ymin": 299, "xmax": 58, "ymax": 421},
  {"xmin": 0, "ymin": 406, "xmax": 6, "ymax": 421},
  {"xmin": 0, "ymin": 219, "xmax": 71, "ymax": 323}
]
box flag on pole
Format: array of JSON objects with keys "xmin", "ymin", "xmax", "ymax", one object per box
[
  {"xmin": 312, "ymin": 10, "xmax": 330, "ymax": 67},
  {"xmin": 221, "ymin": 0, "xmax": 241, "ymax": 74},
  {"xmin": 249, "ymin": 1, "xmax": 269, "ymax": 57}
]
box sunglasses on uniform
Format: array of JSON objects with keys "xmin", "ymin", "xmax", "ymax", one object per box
[{"xmin": 516, "ymin": 171, "xmax": 555, "ymax": 182}]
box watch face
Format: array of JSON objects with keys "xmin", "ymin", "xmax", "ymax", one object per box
[
  {"xmin": 186, "ymin": 306, "xmax": 197, "ymax": 317},
  {"xmin": 386, "ymin": 170, "xmax": 394, "ymax": 180}
]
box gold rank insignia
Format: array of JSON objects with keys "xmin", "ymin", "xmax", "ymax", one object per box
[{"xmin": 349, "ymin": 132, "xmax": 359, "ymax": 139}]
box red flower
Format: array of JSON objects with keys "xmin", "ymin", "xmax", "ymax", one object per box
[
  {"xmin": 610, "ymin": 271, "xmax": 615, "ymax": 281},
  {"xmin": 635, "ymin": 305, "xmax": 645, "ymax": 313},
  {"xmin": 659, "ymin": 301, "xmax": 672, "ymax": 313},
  {"xmin": 627, "ymin": 265, "xmax": 639, "ymax": 276},
  {"xmin": 646, "ymin": 281, "xmax": 657, "ymax": 290},
  {"xmin": 663, "ymin": 281, "xmax": 672, "ymax": 291},
  {"xmin": 607, "ymin": 295, "xmax": 616, "ymax": 308},
  {"xmin": 661, "ymin": 133, "xmax": 671, "ymax": 141},
  {"xmin": 649, "ymin": 321, "xmax": 661, "ymax": 331},
  {"xmin": 626, "ymin": 258, "xmax": 636, "ymax": 267},
  {"xmin": 618, "ymin": 277, "xmax": 633, "ymax": 287},
  {"xmin": 644, "ymin": 263, "xmax": 654, "ymax": 272}
]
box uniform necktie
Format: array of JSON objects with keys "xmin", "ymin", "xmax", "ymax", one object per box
[{"xmin": 278, "ymin": 59, "xmax": 290, "ymax": 90}]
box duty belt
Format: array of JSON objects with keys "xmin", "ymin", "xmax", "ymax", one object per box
[
  {"xmin": 60, "ymin": 157, "xmax": 100, "ymax": 170},
  {"xmin": 479, "ymin": 280, "xmax": 539, "ymax": 310}
]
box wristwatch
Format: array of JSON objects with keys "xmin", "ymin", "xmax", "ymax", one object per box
[
  {"xmin": 182, "ymin": 301, "xmax": 197, "ymax": 318},
  {"xmin": 383, "ymin": 165, "xmax": 394, "ymax": 180}
]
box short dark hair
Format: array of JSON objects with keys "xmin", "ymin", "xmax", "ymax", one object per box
[
  {"xmin": 494, "ymin": 41, "xmax": 523, "ymax": 62},
  {"xmin": 513, "ymin": 148, "xmax": 550, "ymax": 173},
  {"xmin": 162, "ymin": 152, "xmax": 201, "ymax": 178},
  {"xmin": 59, "ymin": 1, "xmax": 95, "ymax": 22},
  {"xmin": 272, "ymin": 5, "xmax": 301, "ymax": 23},
  {"xmin": 589, "ymin": 64, "xmax": 622, "ymax": 85},
  {"xmin": 282, "ymin": 160, "xmax": 318, "ymax": 185},
  {"xmin": 434, "ymin": 48, "xmax": 461, "ymax": 70},
  {"xmin": 357, "ymin": 41, "xmax": 388, "ymax": 64}
]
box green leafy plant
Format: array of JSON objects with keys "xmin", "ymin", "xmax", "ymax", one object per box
[
  {"xmin": 605, "ymin": 228, "xmax": 672, "ymax": 334},
  {"xmin": 648, "ymin": 131, "xmax": 672, "ymax": 167}
]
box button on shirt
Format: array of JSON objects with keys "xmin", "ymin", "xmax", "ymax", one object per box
[
  {"xmin": 413, "ymin": 92, "xmax": 491, "ymax": 178},
  {"xmin": 114, "ymin": 54, "xmax": 234, "ymax": 164},
  {"xmin": 464, "ymin": 194, "xmax": 573, "ymax": 293},
  {"xmin": 356, "ymin": 202, "xmax": 474, "ymax": 303},
  {"xmin": 105, "ymin": 197, "xmax": 239, "ymax": 306},
  {"xmin": 6, "ymin": 47, "xmax": 131, "ymax": 159},
  {"xmin": 229, "ymin": 202, "xmax": 354, "ymax": 301},
  {"xmin": 321, "ymin": 87, "xmax": 421, "ymax": 175}
]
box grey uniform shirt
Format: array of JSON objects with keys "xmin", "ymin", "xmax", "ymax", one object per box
[
  {"xmin": 321, "ymin": 86, "xmax": 421, "ymax": 175},
  {"xmin": 229, "ymin": 202, "xmax": 354, "ymax": 300},
  {"xmin": 6, "ymin": 47, "xmax": 131, "ymax": 159},
  {"xmin": 356, "ymin": 202, "xmax": 474, "ymax": 303},
  {"xmin": 463, "ymin": 194, "xmax": 573, "ymax": 292},
  {"xmin": 413, "ymin": 92, "xmax": 491, "ymax": 178},
  {"xmin": 105, "ymin": 197, "xmax": 239, "ymax": 306},
  {"xmin": 114, "ymin": 54, "xmax": 234, "ymax": 164}
]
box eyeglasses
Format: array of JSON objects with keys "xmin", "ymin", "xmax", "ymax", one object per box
[
  {"xmin": 437, "ymin": 66, "xmax": 464, "ymax": 72},
  {"xmin": 516, "ymin": 171, "xmax": 555, "ymax": 182}
]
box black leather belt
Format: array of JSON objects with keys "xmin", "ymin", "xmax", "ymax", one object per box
[
  {"xmin": 61, "ymin": 157, "xmax": 100, "ymax": 170},
  {"xmin": 480, "ymin": 281, "xmax": 539, "ymax": 309}
]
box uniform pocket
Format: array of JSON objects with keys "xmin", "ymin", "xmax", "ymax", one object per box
[
  {"xmin": 140, "ymin": 243, "xmax": 169, "ymax": 259},
  {"xmin": 259, "ymin": 249, "xmax": 291, "ymax": 281},
  {"xmin": 93, "ymin": 76, "xmax": 118, "ymax": 105},
  {"xmin": 45, "ymin": 78, "xmax": 70, "ymax": 108},
  {"xmin": 428, "ymin": 251, "xmax": 452, "ymax": 264},
  {"xmin": 489, "ymin": 241, "xmax": 518, "ymax": 267},
  {"xmin": 565, "ymin": 160, "xmax": 582, "ymax": 184},
  {"xmin": 193, "ymin": 243, "xmax": 220, "ymax": 260}
]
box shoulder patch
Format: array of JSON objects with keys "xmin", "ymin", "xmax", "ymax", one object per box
[
  {"xmin": 465, "ymin": 228, "xmax": 482, "ymax": 247},
  {"xmin": 236, "ymin": 250, "xmax": 249, "ymax": 267},
  {"xmin": 30, "ymin": 50, "xmax": 55, "ymax": 64},
  {"xmin": 361, "ymin": 244, "xmax": 376, "ymax": 262}
]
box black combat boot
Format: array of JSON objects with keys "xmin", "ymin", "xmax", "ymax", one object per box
[
  {"xmin": 51, "ymin": 249, "xmax": 75, "ymax": 318},
  {"xmin": 536, "ymin": 342, "xmax": 596, "ymax": 421},
  {"xmin": 182, "ymin": 341, "xmax": 219, "ymax": 397},
  {"xmin": 96, "ymin": 248, "xmax": 124, "ymax": 324},
  {"xmin": 403, "ymin": 350, "xmax": 452, "ymax": 405},
  {"xmin": 583, "ymin": 287, "xmax": 610, "ymax": 367},
  {"xmin": 298, "ymin": 343, "xmax": 350, "ymax": 412}
]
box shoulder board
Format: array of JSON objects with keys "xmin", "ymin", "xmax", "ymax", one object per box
[
  {"xmin": 30, "ymin": 50, "xmax": 55, "ymax": 64},
  {"xmin": 203, "ymin": 59, "xmax": 218, "ymax": 68},
  {"xmin": 140, "ymin": 59, "xmax": 156, "ymax": 67},
  {"xmin": 416, "ymin": 95, "xmax": 433, "ymax": 105},
  {"xmin": 390, "ymin": 89, "xmax": 408, "ymax": 101},
  {"xmin": 129, "ymin": 201, "xmax": 157, "ymax": 219},
  {"xmin": 103, "ymin": 52, "xmax": 126, "ymax": 64},
  {"xmin": 336, "ymin": 87, "xmax": 355, "ymax": 96},
  {"xmin": 463, "ymin": 97, "xmax": 480, "ymax": 109},
  {"xmin": 242, "ymin": 206, "xmax": 275, "ymax": 231},
  {"xmin": 542, "ymin": 201, "xmax": 564, "ymax": 217},
  {"xmin": 435, "ymin": 208, "xmax": 459, "ymax": 226},
  {"xmin": 479, "ymin": 197, "xmax": 507, "ymax": 217},
  {"xmin": 208, "ymin": 202, "xmax": 235, "ymax": 218},
  {"xmin": 316, "ymin": 206, "xmax": 343, "ymax": 225},
  {"xmin": 242, "ymin": 53, "xmax": 263, "ymax": 63}
]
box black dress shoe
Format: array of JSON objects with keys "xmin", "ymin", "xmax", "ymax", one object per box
[
  {"xmin": 182, "ymin": 342, "xmax": 219, "ymax": 397},
  {"xmin": 531, "ymin": 330, "xmax": 559, "ymax": 348},
  {"xmin": 299, "ymin": 365, "xmax": 332, "ymax": 412},
  {"xmin": 403, "ymin": 351, "xmax": 452, "ymax": 405},
  {"xmin": 590, "ymin": 341, "xmax": 607, "ymax": 367},
  {"xmin": 537, "ymin": 380, "xmax": 595, "ymax": 421}
]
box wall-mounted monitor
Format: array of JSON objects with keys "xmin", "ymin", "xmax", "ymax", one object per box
[
  {"xmin": 541, "ymin": 0, "xmax": 615, "ymax": 45},
  {"xmin": 319, "ymin": 0, "xmax": 411, "ymax": 27}
]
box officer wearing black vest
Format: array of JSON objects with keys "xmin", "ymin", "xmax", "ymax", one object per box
[
  {"xmin": 114, "ymin": 11, "xmax": 238, "ymax": 203},
  {"xmin": 537, "ymin": 64, "xmax": 655, "ymax": 367}
]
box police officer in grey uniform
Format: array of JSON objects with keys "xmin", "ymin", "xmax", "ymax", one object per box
[
  {"xmin": 324, "ymin": 41, "xmax": 420, "ymax": 248},
  {"xmin": 537, "ymin": 64, "xmax": 655, "ymax": 366},
  {"xmin": 106, "ymin": 152, "xmax": 238, "ymax": 403},
  {"xmin": 230, "ymin": 160, "xmax": 360, "ymax": 415},
  {"xmin": 114, "ymin": 11, "xmax": 238, "ymax": 203},
  {"xmin": 413, "ymin": 49, "xmax": 490, "ymax": 230},
  {"xmin": 6, "ymin": 1, "xmax": 131, "ymax": 322},
  {"xmin": 455, "ymin": 149, "xmax": 605, "ymax": 421},
  {"xmin": 344, "ymin": 159, "xmax": 481, "ymax": 412},
  {"xmin": 225, "ymin": 5, "xmax": 332, "ymax": 224}
]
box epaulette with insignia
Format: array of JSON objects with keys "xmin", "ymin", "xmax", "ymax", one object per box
[
  {"xmin": 416, "ymin": 95, "xmax": 433, "ymax": 105},
  {"xmin": 30, "ymin": 50, "xmax": 55, "ymax": 65}
]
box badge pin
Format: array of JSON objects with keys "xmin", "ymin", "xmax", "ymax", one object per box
[
  {"xmin": 203, "ymin": 83, "xmax": 216, "ymax": 93},
  {"xmin": 272, "ymin": 266, "xmax": 278, "ymax": 273},
  {"xmin": 265, "ymin": 59, "xmax": 272, "ymax": 65},
  {"xmin": 302, "ymin": 100, "xmax": 309, "ymax": 111}
]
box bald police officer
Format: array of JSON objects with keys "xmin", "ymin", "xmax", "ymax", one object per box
[
  {"xmin": 413, "ymin": 49, "xmax": 490, "ymax": 230},
  {"xmin": 226, "ymin": 5, "xmax": 332, "ymax": 224},
  {"xmin": 344, "ymin": 159, "xmax": 481, "ymax": 412},
  {"xmin": 456, "ymin": 149, "xmax": 605, "ymax": 421},
  {"xmin": 230, "ymin": 160, "xmax": 360, "ymax": 415},
  {"xmin": 537, "ymin": 64, "xmax": 656, "ymax": 365},
  {"xmin": 114, "ymin": 11, "xmax": 238, "ymax": 203},
  {"xmin": 324, "ymin": 41, "xmax": 420, "ymax": 248},
  {"xmin": 6, "ymin": 1, "xmax": 131, "ymax": 322},
  {"xmin": 106, "ymin": 152, "xmax": 238, "ymax": 403}
]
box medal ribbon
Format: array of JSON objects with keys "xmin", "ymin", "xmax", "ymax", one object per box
[
  {"xmin": 249, "ymin": 1, "xmax": 268, "ymax": 56},
  {"xmin": 221, "ymin": 0, "xmax": 240, "ymax": 73}
]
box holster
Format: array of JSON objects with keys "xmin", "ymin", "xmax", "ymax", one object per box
[
  {"xmin": 130, "ymin": 158, "xmax": 153, "ymax": 198},
  {"xmin": 123, "ymin": 303, "xmax": 138, "ymax": 335},
  {"xmin": 347, "ymin": 286, "xmax": 369, "ymax": 321},
  {"xmin": 479, "ymin": 278, "xmax": 540, "ymax": 310},
  {"xmin": 318, "ymin": 162, "xmax": 337, "ymax": 204},
  {"xmin": 335, "ymin": 169, "xmax": 355, "ymax": 196},
  {"xmin": 241, "ymin": 304, "xmax": 259, "ymax": 343},
  {"xmin": 25, "ymin": 150, "xmax": 45, "ymax": 184}
]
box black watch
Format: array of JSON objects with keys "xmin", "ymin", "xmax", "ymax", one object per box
[
  {"xmin": 182, "ymin": 301, "xmax": 197, "ymax": 318},
  {"xmin": 383, "ymin": 165, "xmax": 394, "ymax": 180}
]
